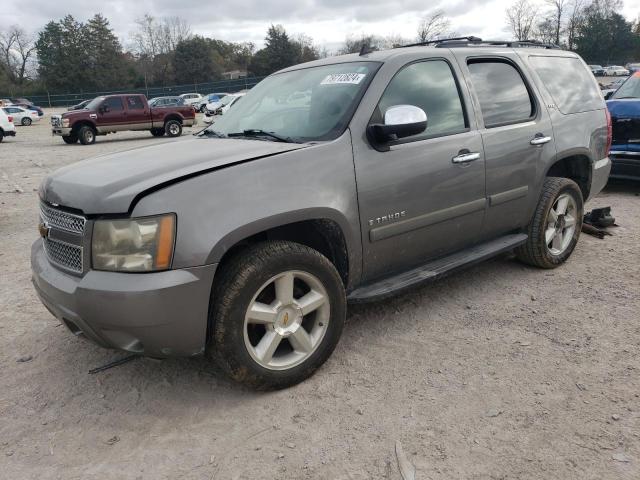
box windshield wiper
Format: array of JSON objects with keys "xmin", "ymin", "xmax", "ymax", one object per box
[
  {"xmin": 196, "ymin": 128, "xmax": 227, "ymax": 138},
  {"xmin": 227, "ymin": 129, "xmax": 298, "ymax": 143}
]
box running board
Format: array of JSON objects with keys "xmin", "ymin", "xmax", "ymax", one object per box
[{"xmin": 347, "ymin": 233, "xmax": 528, "ymax": 303}]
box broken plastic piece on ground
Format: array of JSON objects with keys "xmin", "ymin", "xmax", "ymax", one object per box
[
  {"xmin": 584, "ymin": 206, "xmax": 616, "ymax": 228},
  {"xmin": 88, "ymin": 354, "xmax": 138, "ymax": 374}
]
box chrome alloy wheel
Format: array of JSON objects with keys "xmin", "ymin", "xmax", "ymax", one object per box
[
  {"xmin": 168, "ymin": 122, "xmax": 180, "ymax": 135},
  {"xmin": 243, "ymin": 270, "xmax": 330, "ymax": 370},
  {"xmin": 546, "ymin": 193, "xmax": 578, "ymax": 255}
]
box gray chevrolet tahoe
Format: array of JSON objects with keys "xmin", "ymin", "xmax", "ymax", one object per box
[{"xmin": 32, "ymin": 38, "xmax": 611, "ymax": 389}]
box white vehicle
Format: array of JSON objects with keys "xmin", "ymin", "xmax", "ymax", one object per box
[
  {"xmin": 203, "ymin": 92, "xmax": 247, "ymax": 123},
  {"xmin": 180, "ymin": 93, "xmax": 202, "ymax": 106},
  {"xmin": 604, "ymin": 66, "xmax": 630, "ymax": 76},
  {"xmin": 0, "ymin": 108, "xmax": 16, "ymax": 142},
  {"xmin": 2, "ymin": 105, "xmax": 40, "ymax": 126}
]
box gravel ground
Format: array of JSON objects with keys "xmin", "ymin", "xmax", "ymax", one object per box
[{"xmin": 1, "ymin": 110, "xmax": 639, "ymax": 479}]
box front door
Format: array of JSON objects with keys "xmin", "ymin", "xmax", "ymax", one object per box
[
  {"xmin": 456, "ymin": 54, "xmax": 557, "ymax": 237},
  {"xmin": 352, "ymin": 57, "xmax": 486, "ymax": 282},
  {"xmin": 95, "ymin": 97, "xmax": 126, "ymax": 132}
]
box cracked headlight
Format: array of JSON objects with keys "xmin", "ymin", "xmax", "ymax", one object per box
[{"xmin": 92, "ymin": 214, "xmax": 176, "ymax": 272}]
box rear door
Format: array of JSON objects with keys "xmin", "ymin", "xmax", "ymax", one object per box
[
  {"xmin": 124, "ymin": 95, "xmax": 151, "ymax": 130},
  {"xmin": 455, "ymin": 53, "xmax": 556, "ymax": 237}
]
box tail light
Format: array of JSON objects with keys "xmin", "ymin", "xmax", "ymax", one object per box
[
  {"xmin": 7, "ymin": 116, "xmax": 13, "ymax": 123},
  {"xmin": 605, "ymin": 109, "xmax": 613, "ymax": 156}
]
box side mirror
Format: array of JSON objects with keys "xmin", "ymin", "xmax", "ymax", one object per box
[{"xmin": 368, "ymin": 105, "xmax": 427, "ymax": 143}]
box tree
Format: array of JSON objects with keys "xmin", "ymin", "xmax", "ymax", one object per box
[
  {"xmin": 506, "ymin": 0, "xmax": 539, "ymax": 41},
  {"xmin": 536, "ymin": 14, "xmax": 559, "ymax": 44},
  {"xmin": 292, "ymin": 34, "xmax": 320, "ymax": 63},
  {"xmin": 574, "ymin": 0, "xmax": 638, "ymax": 64},
  {"xmin": 249, "ymin": 25, "xmax": 300, "ymax": 76},
  {"xmin": 0, "ymin": 26, "xmax": 36, "ymax": 85},
  {"xmin": 337, "ymin": 34, "xmax": 400, "ymax": 54},
  {"xmin": 545, "ymin": 0, "xmax": 567, "ymax": 45},
  {"xmin": 174, "ymin": 36, "xmax": 222, "ymax": 84},
  {"xmin": 566, "ymin": 0, "xmax": 586, "ymax": 50},
  {"xmin": 85, "ymin": 14, "xmax": 129, "ymax": 90},
  {"xmin": 417, "ymin": 10, "xmax": 452, "ymax": 43}
]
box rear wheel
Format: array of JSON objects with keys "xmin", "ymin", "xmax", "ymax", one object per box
[
  {"xmin": 77, "ymin": 125, "xmax": 96, "ymax": 145},
  {"xmin": 210, "ymin": 241, "xmax": 346, "ymax": 390},
  {"xmin": 516, "ymin": 177, "xmax": 583, "ymax": 268},
  {"xmin": 22, "ymin": 117, "xmax": 32, "ymax": 126},
  {"xmin": 0, "ymin": 131, "xmax": 4, "ymax": 143},
  {"xmin": 62, "ymin": 134, "xmax": 78, "ymax": 144},
  {"xmin": 164, "ymin": 119, "xmax": 182, "ymax": 137}
]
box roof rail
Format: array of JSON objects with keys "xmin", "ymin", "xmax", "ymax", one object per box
[{"xmin": 395, "ymin": 37, "xmax": 561, "ymax": 50}]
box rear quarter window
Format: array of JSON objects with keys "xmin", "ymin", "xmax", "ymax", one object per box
[{"xmin": 529, "ymin": 56, "xmax": 604, "ymax": 114}]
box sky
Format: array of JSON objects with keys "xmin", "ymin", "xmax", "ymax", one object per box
[{"xmin": 2, "ymin": 0, "xmax": 640, "ymax": 52}]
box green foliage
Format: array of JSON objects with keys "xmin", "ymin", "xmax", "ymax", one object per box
[
  {"xmin": 574, "ymin": 0, "xmax": 640, "ymax": 64},
  {"xmin": 249, "ymin": 25, "xmax": 319, "ymax": 76}
]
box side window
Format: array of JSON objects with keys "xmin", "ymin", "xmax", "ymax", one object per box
[
  {"xmin": 374, "ymin": 60, "xmax": 467, "ymax": 140},
  {"xmin": 467, "ymin": 60, "xmax": 534, "ymax": 127},
  {"xmin": 529, "ymin": 56, "xmax": 603, "ymax": 114},
  {"xmin": 104, "ymin": 97, "xmax": 124, "ymax": 111},
  {"xmin": 126, "ymin": 96, "xmax": 144, "ymax": 110}
]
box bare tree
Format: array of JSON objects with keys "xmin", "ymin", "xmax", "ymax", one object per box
[
  {"xmin": 130, "ymin": 14, "xmax": 191, "ymax": 57},
  {"xmin": 0, "ymin": 26, "xmax": 36, "ymax": 85},
  {"xmin": 545, "ymin": 0, "xmax": 567, "ymax": 45},
  {"xmin": 417, "ymin": 10, "xmax": 452, "ymax": 43},
  {"xmin": 505, "ymin": 0, "xmax": 540, "ymax": 41},
  {"xmin": 566, "ymin": 0, "xmax": 585, "ymax": 49}
]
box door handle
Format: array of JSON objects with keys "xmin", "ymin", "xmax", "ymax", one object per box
[
  {"xmin": 530, "ymin": 135, "xmax": 552, "ymax": 146},
  {"xmin": 452, "ymin": 151, "xmax": 481, "ymax": 164}
]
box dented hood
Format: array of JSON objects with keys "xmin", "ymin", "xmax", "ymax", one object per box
[{"xmin": 40, "ymin": 136, "xmax": 307, "ymax": 214}]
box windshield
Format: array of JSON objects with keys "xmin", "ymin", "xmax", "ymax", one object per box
[
  {"xmin": 205, "ymin": 61, "xmax": 379, "ymax": 142},
  {"xmin": 85, "ymin": 97, "xmax": 105, "ymax": 110},
  {"xmin": 612, "ymin": 74, "xmax": 640, "ymax": 99}
]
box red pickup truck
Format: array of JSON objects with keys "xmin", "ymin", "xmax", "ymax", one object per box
[{"xmin": 51, "ymin": 94, "xmax": 197, "ymax": 145}]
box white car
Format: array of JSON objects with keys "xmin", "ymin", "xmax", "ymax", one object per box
[
  {"xmin": 180, "ymin": 93, "xmax": 202, "ymax": 106},
  {"xmin": 604, "ymin": 66, "xmax": 630, "ymax": 76},
  {"xmin": 2, "ymin": 105, "xmax": 40, "ymax": 126},
  {"xmin": 203, "ymin": 92, "xmax": 247, "ymax": 124},
  {"xmin": 0, "ymin": 108, "xmax": 16, "ymax": 142}
]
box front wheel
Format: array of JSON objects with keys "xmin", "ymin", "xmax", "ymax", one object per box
[
  {"xmin": 77, "ymin": 125, "xmax": 96, "ymax": 145},
  {"xmin": 164, "ymin": 119, "xmax": 182, "ymax": 137},
  {"xmin": 516, "ymin": 177, "xmax": 583, "ymax": 269},
  {"xmin": 210, "ymin": 241, "xmax": 346, "ymax": 390},
  {"xmin": 150, "ymin": 128, "xmax": 165, "ymax": 137},
  {"xmin": 62, "ymin": 134, "xmax": 78, "ymax": 144},
  {"xmin": 22, "ymin": 117, "xmax": 32, "ymax": 126}
]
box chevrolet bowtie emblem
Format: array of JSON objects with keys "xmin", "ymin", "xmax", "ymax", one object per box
[
  {"xmin": 38, "ymin": 222, "xmax": 50, "ymax": 238},
  {"xmin": 283, "ymin": 312, "xmax": 289, "ymax": 326}
]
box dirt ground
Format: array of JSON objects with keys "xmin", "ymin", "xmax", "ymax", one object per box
[{"xmin": 0, "ymin": 110, "xmax": 639, "ymax": 480}]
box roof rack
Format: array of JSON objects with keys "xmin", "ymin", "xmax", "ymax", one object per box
[{"xmin": 396, "ymin": 37, "xmax": 561, "ymax": 50}]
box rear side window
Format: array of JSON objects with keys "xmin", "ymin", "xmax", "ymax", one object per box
[
  {"xmin": 467, "ymin": 60, "xmax": 534, "ymax": 127},
  {"xmin": 104, "ymin": 97, "xmax": 124, "ymax": 111},
  {"xmin": 529, "ymin": 56, "xmax": 603, "ymax": 114},
  {"xmin": 374, "ymin": 59, "xmax": 467, "ymax": 141},
  {"xmin": 126, "ymin": 96, "xmax": 144, "ymax": 110}
]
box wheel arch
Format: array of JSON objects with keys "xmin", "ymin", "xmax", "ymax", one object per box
[
  {"xmin": 208, "ymin": 210, "xmax": 355, "ymax": 291},
  {"xmin": 544, "ymin": 152, "xmax": 593, "ymax": 200},
  {"xmin": 71, "ymin": 120, "xmax": 97, "ymax": 133},
  {"xmin": 163, "ymin": 113, "xmax": 183, "ymax": 125}
]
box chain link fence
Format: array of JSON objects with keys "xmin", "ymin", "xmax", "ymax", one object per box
[{"xmin": 3, "ymin": 76, "xmax": 266, "ymax": 108}]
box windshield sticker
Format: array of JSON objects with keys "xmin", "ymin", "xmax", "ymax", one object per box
[{"xmin": 321, "ymin": 73, "xmax": 366, "ymax": 85}]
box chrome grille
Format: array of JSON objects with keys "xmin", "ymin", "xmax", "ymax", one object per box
[
  {"xmin": 40, "ymin": 203, "xmax": 86, "ymax": 234},
  {"xmin": 43, "ymin": 238, "xmax": 83, "ymax": 273},
  {"xmin": 51, "ymin": 116, "xmax": 61, "ymax": 127}
]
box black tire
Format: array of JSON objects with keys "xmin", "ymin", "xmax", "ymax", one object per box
[
  {"xmin": 62, "ymin": 134, "xmax": 78, "ymax": 144},
  {"xmin": 516, "ymin": 177, "xmax": 584, "ymax": 269},
  {"xmin": 0, "ymin": 131, "xmax": 4, "ymax": 143},
  {"xmin": 210, "ymin": 241, "xmax": 346, "ymax": 390},
  {"xmin": 22, "ymin": 117, "xmax": 32, "ymax": 126},
  {"xmin": 164, "ymin": 119, "xmax": 182, "ymax": 137},
  {"xmin": 77, "ymin": 125, "xmax": 96, "ymax": 145},
  {"xmin": 150, "ymin": 128, "xmax": 165, "ymax": 137},
  {"xmin": 199, "ymin": 105, "xmax": 206, "ymax": 113}
]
